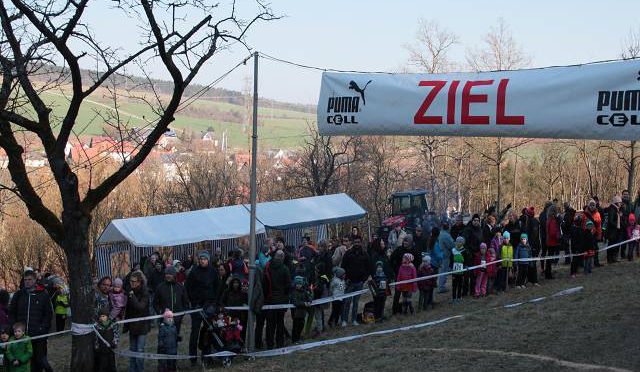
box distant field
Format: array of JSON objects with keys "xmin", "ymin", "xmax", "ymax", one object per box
[{"xmin": 21, "ymin": 88, "xmax": 314, "ymax": 149}]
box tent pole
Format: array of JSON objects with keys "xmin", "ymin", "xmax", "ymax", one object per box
[{"xmin": 247, "ymin": 51, "xmax": 259, "ymax": 352}]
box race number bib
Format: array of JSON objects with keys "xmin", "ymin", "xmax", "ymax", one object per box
[{"xmin": 452, "ymin": 262, "xmax": 464, "ymax": 272}]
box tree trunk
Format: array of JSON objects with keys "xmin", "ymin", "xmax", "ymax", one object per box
[
  {"xmin": 629, "ymin": 140, "xmax": 637, "ymax": 196},
  {"xmin": 64, "ymin": 212, "xmax": 95, "ymax": 371}
]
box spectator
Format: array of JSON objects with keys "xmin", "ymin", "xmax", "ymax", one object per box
[
  {"xmin": 387, "ymin": 223, "xmax": 407, "ymax": 251},
  {"xmin": 0, "ymin": 288, "xmax": 10, "ymax": 328},
  {"xmin": 173, "ymin": 261, "xmax": 186, "ymax": 284},
  {"xmin": 215, "ymin": 264, "xmax": 230, "ymax": 301},
  {"xmin": 390, "ymin": 238, "xmax": 419, "ymax": 314},
  {"xmin": 52, "ymin": 281, "xmax": 69, "ymax": 332},
  {"xmin": 341, "ymin": 243, "xmax": 371, "ymax": 326},
  {"xmin": 582, "ymin": 199, "xmax": 603, "ymax": 267},
  {"xmin": 263, "ymin": 250, "xmax": 291, "ymax": 349},
  {"xmin": 94, "ymin": 307, "xmax": 118, "ymax": 372},
  {"xmin": 450, "ymin": 214, "xmax": 465, "ymax": 240},
  {"xmin": 395, "ymin": 253, "xmax": 417, "ymax": 315},
  {"xmin": 328, "ymin": 267, "xmax": 346, "ymax": 327},
  {"xmin": 417, "ymin": 255, "xmax": 436, "ymax": 311},
  {"xmin": 183, "ymin": 255, "xmax": 194, "ymax": 272},
  {"xmin": 157, "ymin": 310, "xmax": 178, "ymax": 372},
  {"xmin": 316, "ymin": 240, "xmax": 334, "ymax": 280},
  {"xmin": 332, "ymin": 237, "xmax": 350, "ymax": 267},
  {"xmin": 413, "ymin": 226, "xmax": 429, "ymax": 254},
  {"xmin": 5, "ymin": 322, "xmax": 32, "ymax": 372},
  {"xmin": 154, "ymin": 265, "xmax": 189, "ymax": 340},
  {"xmin": 521, "ymin": 207, "xmax": 540, "ymax": 286},
  {"xmin": 185, "ymin": 251, "xmax": 219, "ymax": 366},
  {"xmin": 8, "ymin": 270, "xmax": 53, "ymax": 372},
  {"xmin": 621, "ymin": 190, "xmax": 632, "ymax": 259},
  {"xmin": 545, "ymin": 205, "xmax": 562, "ymax": 279},
  {"xmin": 514, "ymin": 234, "xmax": 532, "ymax": 289},
  {"xmin": 220, "ymin": 277, "xmax": 248, "ymax": 340},
  {"xmin": 227, "ymin": 249, "xmax": 248, "ymax": 281},
  {"xmin": 350, "ymin": 226, "xmax": 362, "ymax": 242},
  {"xmin": 463, "ymin": 214, "xmax": 483, "ymax": 296},
  {"xmin": 124, "ymin": 270, "xmax": 149, "ymax": 372},
  {"xmin": 109, "ymin": 278, "xmax": 127, "ymax": 321},
  {"xmin": 437, "ymin": 223, "xmax": 455, "ymax": 293},
  {"xmin": 607, "ymin": 196, "xmax": 624, "ymax": 264},
  {"xmin": 95, "ymin": 276, "xmax": 112, "ymax": 319}
]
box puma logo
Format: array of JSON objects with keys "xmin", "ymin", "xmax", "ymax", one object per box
[{"xmin": 349, "ymin": 80, "xmax": 372, "ymax": 105}]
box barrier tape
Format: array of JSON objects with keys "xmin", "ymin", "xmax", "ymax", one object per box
[
  {"xmin": 0, "ymin": 234, "xmax": 632, "ymax": 347},
  {"xmin": 103, "ymin": 286, "xmax": 583, "ymax": 360}
]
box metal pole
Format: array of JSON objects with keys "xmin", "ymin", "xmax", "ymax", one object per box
[{"xmin": 246, "ymin": 51, "xmax": 259, "ymax": 352}]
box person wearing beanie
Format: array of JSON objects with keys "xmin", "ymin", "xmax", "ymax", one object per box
[
  {"xmin": 186, "ymin": 250, "xmax": 218, "ymax": 364},
  {"xmin": 328, "ymin": 267, "xmax": 346, "ymax": 327},
  {"xmin": 158, "ymin": 309, "xmax": 178, "ymax": 372},
  {"xmin": 514, "ymin": 233, "xmax": 532, "ymax": 289},
  {"xmin": 290, "ymin": 275, "xmax": 311, "ymax": 343},
  {"xmin": 94, "ymin": 306, "xmax": 118, "ymax": 372},
  {"xmin": 108, "ymin": 278, "xmax": 127, "ymax": 321},
  {"xmin": 154, "ymin": 262, "xmax": 189, "ymax": 341},
  {"xmin": 626, "ymin": 213, "xmax": 639, "ymax": 261},
  {"xmin": 496, "ymin": 231, "xmax": 513, "ymax": 292},
  {"xmin": 368, "ymin": 261, "xmax": 389, "ymax": 321},
  {"xmin": 417, "ymin": 255, "xmax": 436, "ymax": 311},
  {"xmin": 396, "ymin": 253, "xmax": 417, "ymax": 315}
]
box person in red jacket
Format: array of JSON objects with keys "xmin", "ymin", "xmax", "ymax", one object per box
[
  {"xmin": 544, "ymin": 205, "xmax": 562, "ymax": 279},
  {"xmin": 582, "ymin": 200, "xmax": 603, "ymax": 267}
]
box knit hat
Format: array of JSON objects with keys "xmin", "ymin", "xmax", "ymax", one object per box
[
  {"xmin": 585, "ymin": 220, "xmax": 595, "ymax": 228},
  {"xmin": 520, "ymin": 233, "xmax": 528, "ymax": 240},
  {"xmin": 455, "ymin": 236, "xmax": 465, "ymax": 245},
  {"xmin": 98, "ymin": 307, "xmax": 110, "ymax": 317},
  {"xmin": 294, "ymin": 276, "xmax": 305, "ymax": 286},
  {"xmin": 172, "ymin": 260, "xmax": 181, "ymax": 267},
  {"xmin": 613, "ymin": 195, "xmax": 622, "ymax": 204},
  {"xmin": 113, "ymin": 278, "xmax": 123, "ymax": 288},
  {"xmin": 165, "ymin": 265, "xmax": 177, "ymax": 276},
  {"xmin": 503, "ymin": 231, "xmax": 511, "ymax": 240},
  {"xmin": 163, "ymin": 309, "xmax": 174, "ymax": 320},
  {"xmin": 333, "ymin": 266, "xmax": 345, "ymax": 278},
  {"xmin": 422, "ymin": 255, "xmax": 431, "ymax": 262},
  {"xmin": 198, "ymin": 250, "xmax": 210, "ymax": 260},
  {"xmin": 480, "ymin": 242, "xmax": 487, "ymax": 250},
  {"xmin": 375, "ymin": 261, "xmax": 384, "ymax": 268},
  {"xmin": 402, "ymin": 253, "xmax": 414, "ymax": 263}
]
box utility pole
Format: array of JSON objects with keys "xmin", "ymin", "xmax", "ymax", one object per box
[{"xmin": 246, "ymin": 51, "xmax": 259, "ymax": 352}]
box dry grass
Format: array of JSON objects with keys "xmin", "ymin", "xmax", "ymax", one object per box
[{"xmin": 46, "ymin": 258, "xmax": 640, "ymax": 371}]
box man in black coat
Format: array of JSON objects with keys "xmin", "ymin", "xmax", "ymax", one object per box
[
  {"xmin": 263, "ymin": 250, "xmax": 291, "ymax": 349},
  {"xmin": 9, "ymin": 270, "xmax": 53, "ymax": 372},
  {"xmin": 185, "ymin": 250, "xmax": 219, "ymax": 365},
  {"xmin": 154, "ymin": 265, "xmax": 189, "ymax": 340},
  {"xmin": 341, "ymin": 243, "xmax": 371, "ymax": 325}
]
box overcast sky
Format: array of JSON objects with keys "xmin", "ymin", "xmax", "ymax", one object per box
[{"xmin": 84, "ymin": 0, "xmax": 639, "ymax": 105}]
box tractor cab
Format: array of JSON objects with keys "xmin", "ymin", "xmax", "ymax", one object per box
[{"xmin": 380, "ymin": 189, "xmax": 429, "ymax": 239}]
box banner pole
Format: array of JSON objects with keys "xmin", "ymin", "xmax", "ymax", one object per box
[{"xmin": 247, "ymin": 51, "xmax": 259, "ymax": 352}]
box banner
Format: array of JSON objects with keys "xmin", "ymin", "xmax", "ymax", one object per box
[{"xmin": 317, "ymin": 59, "xmax": 640, "ymax": 140}]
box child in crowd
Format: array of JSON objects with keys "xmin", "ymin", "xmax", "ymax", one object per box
[
  {"xmin": 497, "ymin": 231, "xmax": 513, "ymax": 292},
  {"xmin": 6, "ymin": 323, "xmax": 32, "ymax": 372},
  {"xmin": 109, "ymin": 278, "xmax": 127, "ymax": 321},
  {"xmin": 486, "ymin": 242, "xmax": 498, "ymax": 295},
  {"xmin": 514, "ymin": 233, "xmax": 532, "ymax": 289},
  {"xmin": 1, "ymin": 326, "xmax": 10, "ymax": 372},
  {"xmin": 312, "ymin": 263, "xmax": 330, "ymax": 336},
  {"xmin": 396, "ymin": 253, "xmax": 417, "ymax": 315},
  {"xmin": 173, "ymin": 260, "xmax": 186, "ymax": 284},
  {"xmin": 417, "ymin": 255, "xmax": 436, "ymax": 311},
  {"xmin": 474, "ymin": 243, "xmax": 489, "ymax": 298},
  {"xmin": 570, "ymin": 216, "xmax": 584, "ymax": 278},
  {"xmin": 221, "ymin": 277, "xmax": 248, "ymax": 341},
  {"xmin": 94, "ymin": 307, "xmax": 118, "ymax": 372},
  {"xmin": 490, "ymin": 231, "xmax": 503, "ymax": 260},
  {"xmin": 583, "ymin": 220, "xmax": 598, "ymax": 274},
  {"xmin": 158, "ymin": 310, "xmax": 178, "ymax": 372},
  {"xmin": 451, "ymin": 246, "xmax": 465, "ymax": 304},
  {"xmin": 328, "ymin": 267, "xmax": 346, "ymax": 327},
  {"xmin": 627, "ymin": 214, "xmax": 639, "ymax": 261},
  {"xmin": 53, "ymin": 281, "xmax": 70, "ymax": 332},
  {"xmin": 291, "ymin": 276, "xmax": 312, "ymax": 343},
  {"xmin": 369, "ymin": 261, "xmax": 389, "ymax": 321}
]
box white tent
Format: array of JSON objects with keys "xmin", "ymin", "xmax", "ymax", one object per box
[
  {"xmin": 97, "ymin": 205, "xmax": 266, "ymax": 247},
  {"xmin": 96, "ymin": 193, "xmax": 366, "ymax": 247},
  {"xmin": 254, "ymin": 193, "xmax": 366, "ymax": 230}
]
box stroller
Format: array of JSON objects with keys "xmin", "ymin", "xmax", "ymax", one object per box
[{"xmin": 198, "ymin": 305, "xmax": 244, "ymax": 368}]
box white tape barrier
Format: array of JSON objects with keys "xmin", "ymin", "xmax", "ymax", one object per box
[
  {"xmin": 107, "ymin": 286, "xmax": 583, "ymax": 360},
  {"xmin": 0, "ymin": 329, "xmax": 71, "ymax": 348},
  {"xmin": 0, "ymin": 235, "xmax": 632, "ymax": 348}
]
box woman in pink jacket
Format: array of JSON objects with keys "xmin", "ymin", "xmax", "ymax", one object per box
[{"xmin": 396, "ymin": 253, "xmax": 417, "ymax": 315}]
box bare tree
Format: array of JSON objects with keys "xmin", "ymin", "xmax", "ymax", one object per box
[
  {"xmin": 405, "ymin": 18, "xmax": 459, "ymax": 73},
  {"xmin": 0, "ymin": 1, "xmax": 277, "ymax": 368}
]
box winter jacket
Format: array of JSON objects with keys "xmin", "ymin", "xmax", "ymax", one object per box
[
  {"xmin": 330, "ymin": 277, "xmax": 346, "ymax": 297},
  {"xmin": 522, "ymin": 216, "xmax": 541, "ymax": 255},
  {"xmin": 331, "ymin": 245, "xmax": 348, "ymax": 267},
  {"xmin": 124, "ymin": 285, "xmax": 150, "ymax": 336},
  {"xmin": 8, "ymin": 288, "xmax": 52, "ymax": 337},
  {"xmin": 221, "ymin": 280, "xmax": 248, "ymax": 308},
  {"xmin": 370, "ymin": 250, "xmax": 394, "ymax": 280},
  {"xmin": 227, "ymin": 257, "xmax": 249, "ymax": 281},
  {"xmin": 263, "ymin": 260, "xmax": 291, "ymax": 304},
  {"xmin": 482, "ymin": 223, "xmax": 500, "ymax": 245},
  {"xmin": 486, "ymin": 248, "xmax": 498, "ymax": 278},
  {"xmin": 437, "ymin": 229, "xmax": 455, "ymax": 259},
  {"xmin": 504, "ymin": 220, "xmax": 522, "ymax": 249},
  {"xmin": 417, "ymin": 264, "xmax": 436, "ymax": 291},
  {"xmin": 94, "ymin": 319, "xmax": 119, "ymax": 352},
  {"xmin": 157, "ymin": 321, "xmax": 178, "ymax": 356},
  {"xmin": 250, "ymin": 267, "xmax": 265, "ymax": 315},
  {"xmin": 153, "ymin": 280, "xmax": 189, "ymax": 315},
  {"xmin": 147, "ymin": 268, "xmax": 164, "ymax": 293},
  {"xmin": 501, "ymin": 244, "xmax": 514, "ymax": 268},
  {"xmin": 413, "ymin": 234, "xmax": 429, "ymax": 254},
  {"xmin": 430, "ymin": 241, "xmax": 444, "ymax": 270},
  {"xmin": 186, "ymin": 264, "xmax": 219, "ymax": 308},
  {"xmin": 94, "ymin": 292, "xmax": 110, "ymax": 320},
  {"xmin": 0, "ymin": 304, "xmax": 9, "ymax": 327},
  {"xmin": 607, "ymin": 204, "xmax": 623, "ymax": 242},
  {"xmin": 464, "ymin": 224, "xmax": 483, "ymax": 265},
  {"xmin": 514, "ymin": 243, "xmax": 532, "ymax": 266},
  {"xmin": 546, "ymin": 216, "xmax": 562, "ymax": 247},
  {"xmin": 390, "ymin": 246, "xmax": 420, "ymax": 276},
  {"xmin": 570, "ymin": 224, "xmax": 584, "ymax": 254},
  {"xmin": 584, "ymin": 229, "xmax": 598, "ymax": 257},
  {"xmin": 5, "ymin": 336, "xmax": 32, "ymax": 372},
  {"xmin": 395, "ymin": 264, "xmax": 417, "ymax": 293},
  {"xmin": 450, "ymin": 223, "xmax": 465, "ymax": 240},
  {"xmin": 342, "ymin": 247, "xmax": 372, "ymax": 283},
  {"xmin": 388, "ymin": 229, "xmax": 407, "ymax": 250},
  {"xmin": 290, "ymin": 288, "xmax": 312, "ymax": 319},
  {"xmin": 490, "ymin": 236, "xmax": 503, "ymax": 260},
  {"xmin": 108, "ymin": 291, "xmax": 127, "ymax": 321},
  {"xmin": 53, "ymin": 291, "xmax": 69, "ymax": 316},
  {"xmin": 313, "ymin": 275, "xmax": 330, "ymax": 301},
  {"xmin": 582, "ymin": 209, "xmax": 602, "ymax": 241}
]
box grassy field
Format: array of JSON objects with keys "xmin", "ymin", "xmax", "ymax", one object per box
[
  {"xmin": 44, "ymin": 257, "xmax": 640, "ymax": 371},
  {"xmin": 21, "ymin": 88, "xmax": 313, "ymax": 149}
]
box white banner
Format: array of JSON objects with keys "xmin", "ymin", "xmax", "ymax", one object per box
[{"xmin": 317, "ymin": 59, "xmax": 640, "ymax": 140}]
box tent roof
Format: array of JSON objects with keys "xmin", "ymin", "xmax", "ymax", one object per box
[
  {"xmin": 254, "ymin": 193, "xmax": 366, "ymax": 230},
  {"xmin": 97, "ymin": 193, "xmax": 366, "ymax": 247},
  {"xmin": 97, "ymin": 205, "xmax": 265, "ymax": 247}
]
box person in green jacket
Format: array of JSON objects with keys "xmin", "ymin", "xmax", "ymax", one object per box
[
  {"xmin": 497, "ymin": 231, "xmax": 514, "ymax": 292},
  {"xmin": 451, "ymin": 247, "xmax": 465, "ymax": 304},
  {"xmin": 6, "ymin": 323, "xmax": 32, "ymax": 372}
]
